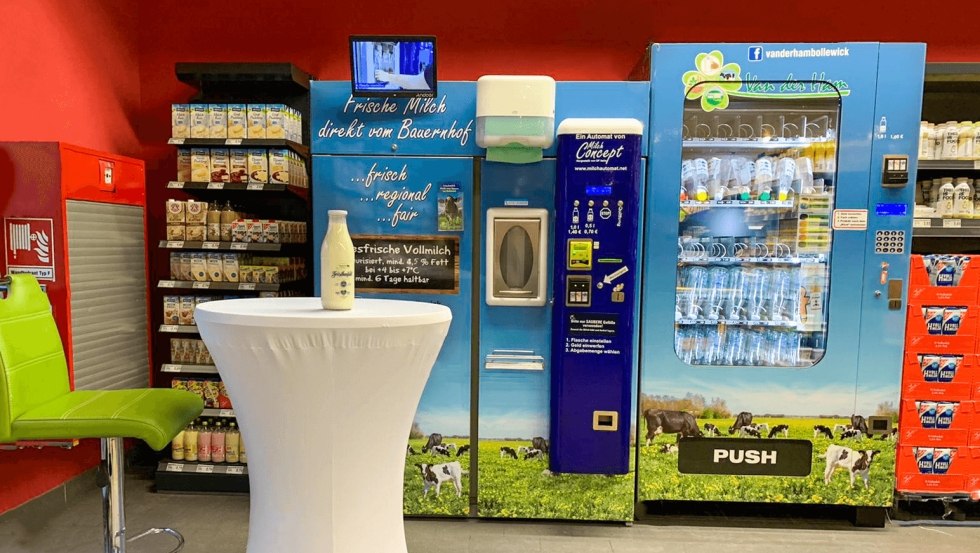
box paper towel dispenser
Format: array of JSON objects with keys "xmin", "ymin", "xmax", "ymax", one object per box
[{"xmin": 486, "ymin": 207, "xmax": 548, "ymax": 306}]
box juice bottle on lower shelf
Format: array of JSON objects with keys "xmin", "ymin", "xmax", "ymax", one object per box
[
  {"xmin": 184, "ymin": 420, "xmax": 199, "ymax": 462},
  {"xmin": 211, "ymin": 421, "xmax": 226, "ymax": 463},
  {"xmin": 198, "ymin": 420, "xmax": 212, "ymax": 463},
  {"xmin": 171, "ymin": 429, "xmax": 185, "ymax": 461},
  {"xmin": 225, "ymin": 422, "xmax": 240, "ymax": 464}
]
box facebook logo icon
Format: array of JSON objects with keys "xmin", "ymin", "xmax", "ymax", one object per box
[{"xmin": 748, "ymin": 46, "xmax": 763, "ymax": 62}]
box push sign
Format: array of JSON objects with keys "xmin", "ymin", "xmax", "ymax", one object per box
[{"xmin": 678, "ymin": 438, "xmax": 813, "ymax": 477}]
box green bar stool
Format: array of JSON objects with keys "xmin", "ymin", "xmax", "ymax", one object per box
[{"xmin": 0, "ymin": 274, "xmax": 204, "ymax": 553}]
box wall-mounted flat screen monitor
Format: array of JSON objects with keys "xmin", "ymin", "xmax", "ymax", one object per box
[{"xmin": 350, "ymin": 35, "xmax": 437, "ymax": 98}]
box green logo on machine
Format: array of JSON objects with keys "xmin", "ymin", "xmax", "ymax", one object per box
[{"xmin": 683, "ymin": 50, "xmax": 851, "ymax": 112}]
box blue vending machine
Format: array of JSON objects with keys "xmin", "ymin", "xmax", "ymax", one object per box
[
  {"xmin": 311, "ymin": 79, "xmax": 651, "ymax": 522},
  {"xmin": 636, "ymin": 43, "xmax": 925, "ymax": 516}
]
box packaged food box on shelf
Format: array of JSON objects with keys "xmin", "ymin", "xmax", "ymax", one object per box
[
  {"xmin": 172, "ymin": 103, "xmax": 302, "ymax": 142},
  {"xmin": 905, "ymin": 333, "xmax": 976, "ymax": 355},
  {"xmin": 172, "ymin": 377, "xmax": 232, "ymax": 410},
  {"xmin": 899, "ymin": 399, "xmax": 976, "ymax": 445},
  {"xmin": 902, "ymin": 352, "xmax": 976, "ymax": 399},
  {"xmin": 905, "ymin": 305, "xmax": 977, "ymax": 338},
  {"xmin": 896, "ymin": 445, "xmax": 980, "ymax": 494},
  {"xmin": 908, "ymin": 255, "xmax": 980, "ymax": 305}
]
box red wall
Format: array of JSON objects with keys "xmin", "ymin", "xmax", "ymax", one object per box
[
  {"xmin": 0, "ymin": 0, "xmax": 142, "ymax": 157},
  {"xmin": 0, "ymin": 0, "xmax": 138, "ymax": 514}
]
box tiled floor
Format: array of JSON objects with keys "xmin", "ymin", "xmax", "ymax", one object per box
[{"xmin": 1, "ymin": 473, "xmax": 979, "ymax": 552}]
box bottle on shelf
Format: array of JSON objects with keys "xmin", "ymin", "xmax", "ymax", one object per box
[
  {"xmin": 953, "ymin": 178, "xmax": 974, "ymax": 217},
  {"xmin": 225, "ymin": 421, "xmax": 241, "ymax": 464},
  {"xmin": 320, "ymin": 210, "xmax": 355, "ymax": 310},
  {"xmin": 198, "ymin": 419, "xmax": 213, "ymax": 463},
  {"xmin": 211, "ymin": 421, "xmax": 226, "ymax": 463},
  {"xmin": 207, "ymin": 204, "xmax": 221, "ymax": 241},
  {"xmin": 171, "ymin": 427, "xmax": 185, "ymax": 461},
  {"xmin": 240, "ymin": 436, "xmax": 247, "ymax": 465},
  {"xmin": 184, "ymin": 419, "xmax": 199, "ymax": 462},
  {"xmin": 219, "ymin": 201, "xmax": 237, "ymax": 242},
  {"xmin": 936, "ymin": 178, "xmax": 955, "ymax": 217}
]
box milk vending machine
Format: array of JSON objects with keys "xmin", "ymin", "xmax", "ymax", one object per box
[
  {"xmin": 634, "ymin": 43, "xmax": 925, "ymax": 519},
  {"xmin": 312, "ymin": 77, "xmax": 648, "ymax": 522}
]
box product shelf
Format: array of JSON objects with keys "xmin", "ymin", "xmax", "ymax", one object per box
[
  {"xmin": 158, "ymin": 324, "xmax": 199, "ymax": 334},
  {"xmin": 917, "ymin": 160, "xmax": 980, "ymax": 171},
  {"xmin": 157, "ymin": 279, "xmax": 290, "ymax": 292},
  {"xmin": 201, "ymin": 408, "xmax": 236, "ymax": 418},
  {"xmin": 166, "ymin": 181, "xmax": 309, "ymax": 200},
  {"xmin": 675, "ymin": 318, "xmax": 802, "ymax": 329},
  {"xmin": 680, "ymin": 199, "xmax": 795, "ymax": 209},
  {"xmin": 161, "ymin": 363, "xmax": 219, "ymax": 375},
  {"xmin": 167, "ymin": 137, "xmax": 309, "ymax": 159},
  {"xmin": 678, "ymin": 254, "xmax": 827, "ymax": 265},
  {"xmin": 157, "ymin": 240, "xmax": 295, "ymax": 252},
  {"xmin": 682, "ymin": 138, "xmax": 830, "ymax": 150},
  {"xmin": 158, "ymin": 460, "xmax": 248, "ymax": 476},
  {"xmin": 912, "ymin": 218, "xmax": 980, "ymax": 238}
]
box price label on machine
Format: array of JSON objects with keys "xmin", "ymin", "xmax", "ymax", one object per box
[
  {"xmin": 943, "ymin": 219, "xmax": 962, "ymax": 228},
  {"xmin": 166, "ymin": 241, "xmax": 185, "ymax": 249},
  {"xmin": 225, "ymin": 139, "xmax": 243, "ymax": 146},
  {"xmin": 167, "ymin": 181, "xmax": 183, "ymax": 189},
  {"xmin": 159, "ymin": 325, "xmax": 179, "ymax": 333},
  {"xmin": 202, "ymin": 242, "xmax": 220, "ymax": 250},
  {"xmin": 192, "ymin": 282, "xmax": 211, "ymax": 289},
  {"xmin": 166, "ymin": 463, "xmax": 184, "ymax": 472},
  {"xmin": 219, "ymin": 409, "xmax": 235, "ymax": 417},
  {"xmin": 167, "ymin": 138, "xmax": 185, "ymax": 145},
  {"xmin": 231, "ymin": 243, "xmax": 247, "ymax": 251},
  {"xmin": 912, "ymin": 218, "xmax": 932, "ymax": 228},
  {"xmin": 246, "ymin": 183, "xmax": 264, "ymax": 191},
  {"xmin": 207, "ymin": 182, "xmax": 224, "ymax": 190},
  {"xmin": 196, "ymin": 465, "xmax": 215, "ymax": 474},
  {"xmin": 226, "ymin": 466, "xmax": 245, "ymax": 475},
  {"xmin": 239, "ymin": 283, "xmax": 256, "ymax": 291},
  {"xmin": 159, "ymin": 280, "xmax": 176, "ymax": 288}
]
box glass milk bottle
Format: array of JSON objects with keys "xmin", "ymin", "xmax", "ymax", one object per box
[{"xmin": 320, "ymin": 210, "xmax": 355, "ymax": 310}]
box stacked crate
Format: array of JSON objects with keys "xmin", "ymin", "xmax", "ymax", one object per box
[{"xmin": 897, "ymin": 255, "xmax": 980, "ymax": 498}]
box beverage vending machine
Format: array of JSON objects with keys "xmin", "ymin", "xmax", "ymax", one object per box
[{"xmin": 634, "ymin": 43, "xmax": 925, "ymax": 520}]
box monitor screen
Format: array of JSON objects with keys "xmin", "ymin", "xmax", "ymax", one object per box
[{"xmin": 350, "ymin": 36, "xmax": 437, "ymax": 98}]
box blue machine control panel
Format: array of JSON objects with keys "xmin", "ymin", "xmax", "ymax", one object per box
[{"xmin": 550, "ymin": 119, "xmax": 643, "ymax": 474}]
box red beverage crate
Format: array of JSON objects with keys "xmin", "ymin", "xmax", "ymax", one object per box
[
  {"xmin": 909, "ymin": 255, "xmax": 980, "ymax": 287},
  {"xmin": 896, "ymin": 445, "xmax": 979, "ymax": 494},
  {"xmin": 902, "ymin": 352, "xmax": 976, "ymax": 389},
  {"xmin": 905, "ymin": 333, "xmax": 976, "ymax": 355},
  {"xmin": 899, "ymin": 399, "xmax": 975, "ymax": 446},
  {"xmin": 906, "ymin": 305, "xmax": 977, "ymax": 338}
]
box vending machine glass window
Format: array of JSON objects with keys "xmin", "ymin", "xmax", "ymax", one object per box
[{"xmin": 674, "ymin": 82, "xmax": 841, "ymax": 368}]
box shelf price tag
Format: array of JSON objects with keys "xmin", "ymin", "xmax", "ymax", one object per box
[
  {"xmin": 159, "ymin": 280, "xmax": 176, "ymax": 288},
  {"xmin": 192, "ymin": 281, "xmax": 211, "ymax": 289},
  {"xmin": 943, "ymin": 219, "xmax": 962, "ymax": 228},
  {"xmin": 167, "ymin": 138, "xmax": 185, "ymax": 145},
  {"xmin": 166, "ymin": 463, "xmax": 184, "ymax": 472},
  {"xmin": 196, "ymin": 465, "xmax": 215, "ymax": 474},
  {"xmin": 167, "ymin": 181, "xmax": 183, "ymax": 189},
  {"xmin": 226, "ymin": 466, "xmax": 245, "ymax": 475},
  {"xmin": 974, "ymin": 161, "xmax": 980, "ymax": 170},
  {"xmin": 207, "ymin": 182, "xmax": 225, "ymax": 190},
  {"xmin": 246, "ymin": 183, "xmax": 264, "ymax": 191},
  {"xmin": 166, "ymin": 241, "xmax": 185, "ymax": 249},
  {"xmin": 219, "ymin": 409, "xmax": 235, "ymax": 417},
  {"xmin": 202, "ymin": 241, "xmax": 220, "ymax": 250},
  {"xmin": 231, "ymin": 243, "xmax": 247, "ymax": 251},
  {"xmin": 159, "ymin": 325, "xmax": 179, "ymax": 333},
  {"xmin": 913, "ymin": 218, "xmax": 932, "ymax": 228},
  {"xmin": 225, "ymin": 139, "xmax": 243, "ymax": 146},
  {"xmin": 161, "ymin": 364, "xmax": 179, "ymax": 373},
  {"xmin": 239, "ymin": 283, "xmax": 256, "ymax": 291}
]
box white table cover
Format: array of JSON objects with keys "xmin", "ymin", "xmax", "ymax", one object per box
[{"xmin": 194, "ymin": 297, "xmax": 452, "ymax": 553}]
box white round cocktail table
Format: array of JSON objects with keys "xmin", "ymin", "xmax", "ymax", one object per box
[{"xmin": 194, "ymin": 297, "xmax": 452, "ymax": 553}]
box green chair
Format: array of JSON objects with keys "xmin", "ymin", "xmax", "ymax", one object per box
[{"xmin": 0, "ymin": 274, "xmax": 204, "ymax": 553}]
